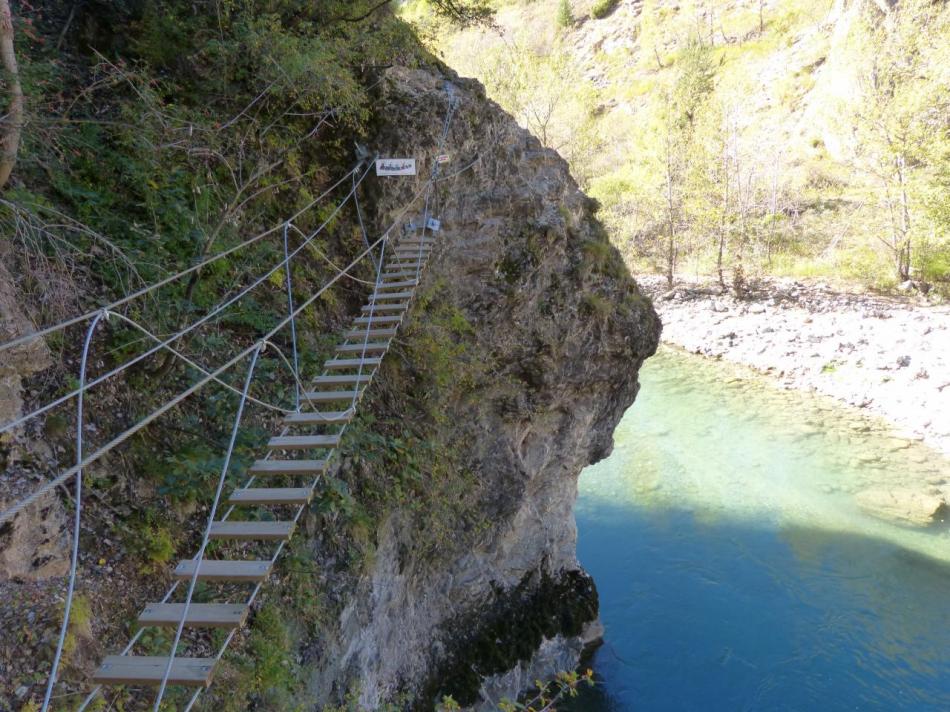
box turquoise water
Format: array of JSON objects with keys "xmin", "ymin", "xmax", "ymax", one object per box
[{"xmin": 573, "ymin": 347, "xmax": 950, "ymax": 711}]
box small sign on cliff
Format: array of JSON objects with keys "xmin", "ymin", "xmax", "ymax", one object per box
[
  {"xmin": 376, "ymin": 159, "xmax": 416, "ymax": 176},
  {"xmin": 406, "ymin": 216, "xmax": 441, "ymax": 232}
]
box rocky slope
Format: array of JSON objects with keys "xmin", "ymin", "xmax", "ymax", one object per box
[
  {"xmin": 0, "ymin": 57, "xmax": 659, "ymax": 712},
  {"xmin": 434, "ymin": 0, "xmax": 950, "ymax": 289}
]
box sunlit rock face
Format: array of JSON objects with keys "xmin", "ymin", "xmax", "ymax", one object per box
[
  {"xmin": 0, "ymin": 257, "xmax": 68, "ymax": 583},
  {"xmin": 304, "ymin": 65, "xmax": 660, "ymax": 707}
]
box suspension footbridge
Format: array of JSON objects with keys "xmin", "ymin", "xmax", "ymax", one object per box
[{"xmin": 0, "ymin": 88, "xmax": 464, "ymax": 711}]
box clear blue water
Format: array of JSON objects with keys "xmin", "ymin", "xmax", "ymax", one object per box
[{"xmin": 572, "ymin": 347, "xmax": 950, "ymax": 711}]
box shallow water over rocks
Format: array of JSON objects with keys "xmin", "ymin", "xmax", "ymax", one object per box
[{"xmin": 571, "ymin": 346, "xmax": 950, "ymax": 710}]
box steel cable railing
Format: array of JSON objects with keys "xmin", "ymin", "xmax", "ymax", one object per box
[
  {"xmin": 0, "ymin": 161, "xmax": 374, "ymax": 440},
  {"xmin": 0, "ymin": 164, "xmax": 364, "ymax": 356},
  {"xmin": 31, "ymin": 85, "xmax": 464, "ymax": 712},
  {"xmin": 71, "ymin": 164, "xmax": 440, "ymax": 712}
]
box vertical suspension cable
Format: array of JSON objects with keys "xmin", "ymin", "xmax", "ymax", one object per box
[
  {"xmin": 41, "ymin": 309, "xmax": 107, "ymax": 712},
  {"xmin": 283, "ymin": 222, "xmax": 301, "ymax": 412},
  {"xmin": 352, "ymin": 167, "xmax": 378, "ymax": 282},
  {"xmin": 352, "ymin": 232, "xmax": 389, "ymax": 414},
  {"xmin": 152, "ymin": 344, "xmax": 264, "ymax": 711},
  {"xmin": 416, "ymin": 93, "xmax": 457, "ymax": 280}
]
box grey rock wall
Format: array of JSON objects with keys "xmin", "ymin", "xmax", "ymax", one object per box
[{"xmin": 306, "ymin": 65, "xmax": 660, "ymax": 708}]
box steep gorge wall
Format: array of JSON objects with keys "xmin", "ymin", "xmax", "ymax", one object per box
[
  {"xmin": 294, "ymin": 65, "xmax": 660, "ymax": 707},
  {"xmin": 0, "ymin": 44, "xmax": 658, "ymax": 711}
]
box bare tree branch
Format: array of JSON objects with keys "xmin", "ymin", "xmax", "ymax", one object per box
[{"xmin": 0, "ymin": 0, "xmax": 23, "ymax": 189}]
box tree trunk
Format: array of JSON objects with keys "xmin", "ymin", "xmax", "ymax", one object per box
[
  {"xmin": 662, "ymin": 93, "xmax": 680, "ymax": 289},
  {"xmin": 0, "ymin": 0, "xmax": 22, "ymax": 189},
  {"xmin": 717, "ymin": 137, "xmax": 729, "ymax": 290},
  {"xmin": 716, "ymin": 226, "xmax": 726, "ymax": 289},
  {"xmin": 665, "ymin": 135, "xmax": 676, "ymax": 288},
  {"xmin": 897, "ymin": 154, "xmax": 911, "ymax": 281},
  {"xmin": 666, "ymin": 225, "xmax": 675, "ymax": 288}
]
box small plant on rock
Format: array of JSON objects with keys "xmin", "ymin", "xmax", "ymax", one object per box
[
  {"xmin": 591, "ymin": 0, "xmax": 619, "ymax": 20},
  {"xmin": 557, "ymin": 0, "xmax": 574, "ymax": 28}
]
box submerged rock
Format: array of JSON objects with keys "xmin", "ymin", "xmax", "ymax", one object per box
[{"xmin": 855, "ymin": 488, "xmax": 949, "ymax": 528}]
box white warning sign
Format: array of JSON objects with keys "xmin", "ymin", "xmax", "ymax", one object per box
[{"xmin": 376, "ymin": 158, "xmax": 416, "ymax": 176}]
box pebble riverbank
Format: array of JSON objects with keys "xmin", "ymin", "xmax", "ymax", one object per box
[{"xmin": 638, "ymin": 276, "xmax": 950, "ymax": 457}]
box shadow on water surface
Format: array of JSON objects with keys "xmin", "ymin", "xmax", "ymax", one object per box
[
  {"xmin": 567, "ymin": 504, "xmax": 950, "ymax": 712},
  {"xmin": 567, "ymin": 346, "xmax": 950, "ymax": 712}
]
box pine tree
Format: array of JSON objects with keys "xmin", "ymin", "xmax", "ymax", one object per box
[{"xmin": 557, "ymin": 0, "xmax": 573, "ymax": 28}]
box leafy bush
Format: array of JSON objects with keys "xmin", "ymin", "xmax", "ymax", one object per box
[
  {"xmin": 557, "ymin": 0, "xmax": 574, "ymax": 27},
  {"xmin": 591, "ymin": 0, "xmax": 620, "ymax": 19}
]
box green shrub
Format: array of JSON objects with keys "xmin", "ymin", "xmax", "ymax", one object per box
[
  {"xmin": 591, "ymin": 0, "xmax": 619, "ymax": 19},
  {"xmin": 125, "ymin": 512, "xmax": 177, "ymax": 572},
  {"xmin": 581, "ymin": 293, "xmax": 612, "ymax": 319},
  {"xmin": 557, "ymin": 0, "xmax": 574, "ymax": 27}
]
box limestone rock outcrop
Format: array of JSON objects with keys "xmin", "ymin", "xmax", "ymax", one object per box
[
  {"xmin": 304, "ymin": 65, "xmax": 660, "ymax": 707},
  {"xmin": 0, "ymin": 256, "xmax": 68, "ymax": 582}
]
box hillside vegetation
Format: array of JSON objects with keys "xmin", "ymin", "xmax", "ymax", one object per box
[
  {"xmin": 0, "ymin": 2, "xmax": 499, "ymax": 708},
  {"xmin": 407, "ymin": 0, "xmax": 950, "ymax": 294}
]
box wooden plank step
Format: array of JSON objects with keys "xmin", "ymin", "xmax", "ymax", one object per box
[
  {"xmin": 228, "ymin": 487, "xmax": 312, "ymax": 505},
  {"xmin": 344, "ymin": 328, "xmax": 397, "ymax": 339},
  {"xmin": 375, "ymin": 279, "xmax": 417, "ymax": 289},
  {"xmin": 312, "ymin": 373, "xmax": 373, "ymax": 385},
  {"xmin": 297, "ymin": 389, "xmax": 361, "ymax": 401},
  {"xmin": 248, "ymin": 459, "xmax": 328, "ymax": 475},
  {"xmin": 286, "ymin": 407, "xmax": 354, "ymax": 421},
  {"xmin": 208, "ymin": 521, "xmax": 295, "ymax": 541},
  {"xmin": 393, "ymin": 248, "xmax": 432, "ymax": 256},
  {"xmin": 284, "ymin": 410, "xmax": 353, "ymax": 426},
  {"xmin": 93, "ymin": 655, "xmax": 216, "ymax": 687},
  {"xmin": 369, "ymin": 290, "xmax": 413, "ymax": 300},
  {"xmin": 353, "ymin": 315, "xmax": 401, "ymax": 325},
  {"xmin": 267, "ymin": 434, "xmax": 341, "ymax": 450},
  {"xmin": 324, "ymin": 357, "xmax": 382, "ymax": 369},
  {"xmin": 173, "ymin": 559, "xmax": 271, "ymax": 582},
  {"xmin": 336, "ymin": 342, "xmax": 390, "ymax": 353},
  {"xmin": 399, "ymin": 238, "xmax": 436, "ymax": 245},
  {"xmin": 385, "ymin": 266, "xmax": 422, "ymax": 273},
  {"xmin": 361, "ymin": 303, "xmax": 407, "ymax": 312},
  {"xmin": 138, "ymin": 602, "xmax": 248, "ymax": 628}
]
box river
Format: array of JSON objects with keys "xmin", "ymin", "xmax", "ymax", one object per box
[{"xmin": 571, "ymin": 346, "xmax": 950, "ymax": 711}]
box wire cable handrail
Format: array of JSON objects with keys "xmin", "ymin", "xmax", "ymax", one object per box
[
  {"xmin": 0, "ymin": 163, "xmax": 364, "ymax": 356},
  {"xmin": 0, "ymin": 175, "xmax": 431, "ymax": 527},
  {"xmin": 38, "ymin": 84, "xmax": 463, "ymax": 712},
  {"xmin": 0, "ymin": 162, "xmax": 373, "ymax": 438},
  {"xmin": 111, "ymin": 314, "xmax": 294, "ymax": 415}
]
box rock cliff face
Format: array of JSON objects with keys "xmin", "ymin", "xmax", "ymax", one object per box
[
  {"xmin": 0, "ymin": 254, "xmax": 68, "ymax": 582},
  {"xmin": 304, "ymin": 66, "xmax": 660, "ymax": 707},
  {"xmin": 0, "ymin": 58, "xmax": 659, "ymax": 710}
]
